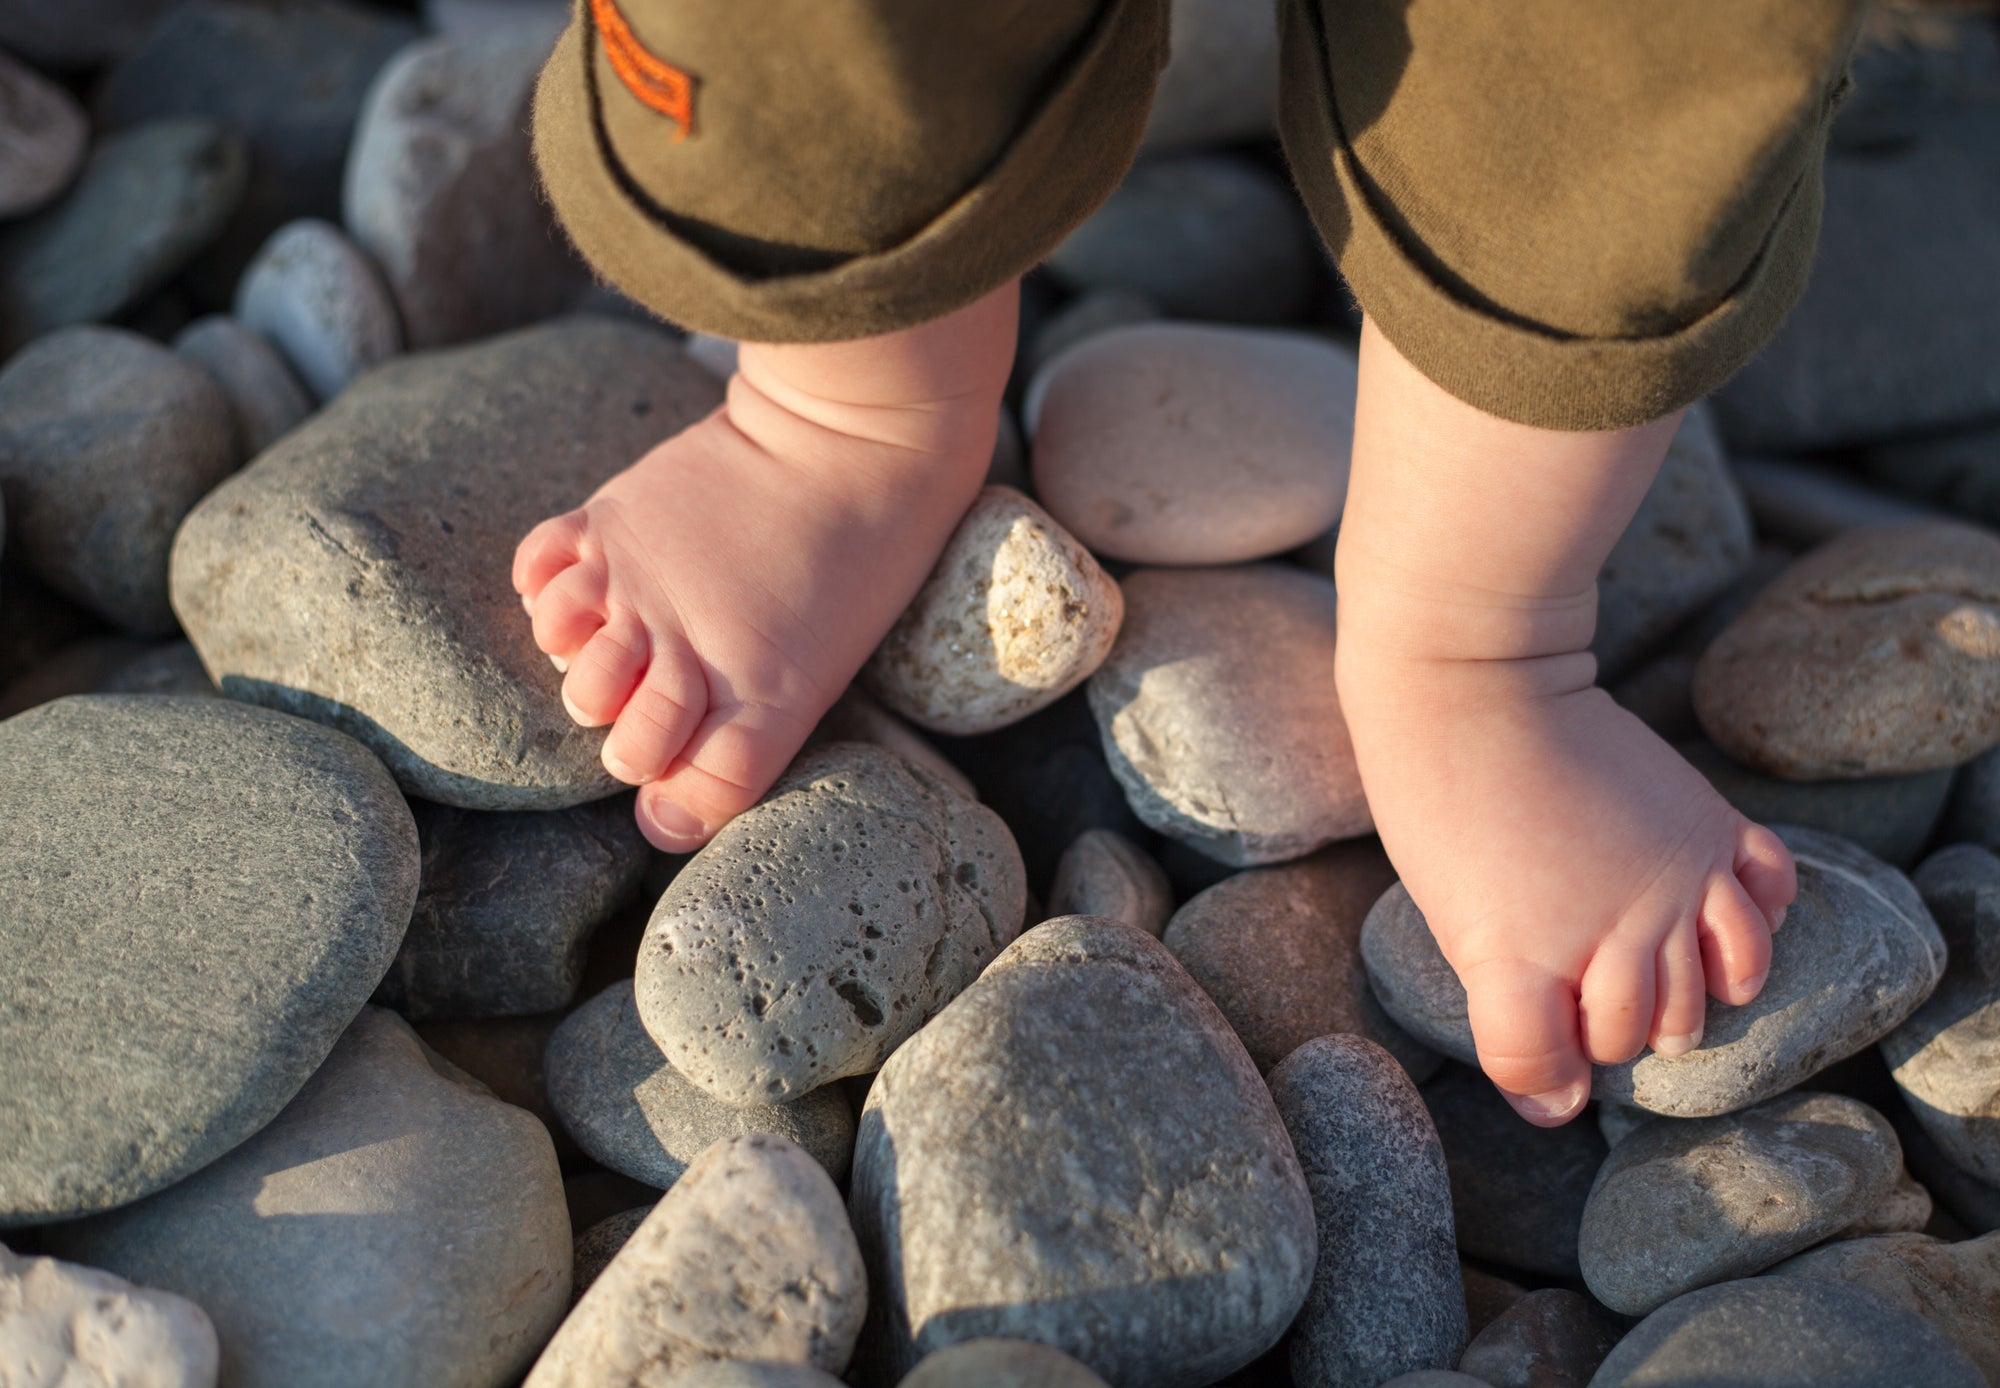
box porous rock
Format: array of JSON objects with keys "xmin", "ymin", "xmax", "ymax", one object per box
[
  {"xmin": 233, "ymin": 217, "xmax": 401, "ymax": 401},
  {"xmin": 0, "ymin": 1245, "xmax": 219, "ymax": 1388},
  {"xmin": 1048, "ymin": 827, "xmax": 1173, "ymax": 938}
]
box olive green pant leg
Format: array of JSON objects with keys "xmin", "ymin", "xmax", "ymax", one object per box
[
  {"xmin": 1277, "ymin": 0, "xmax": 1868, "ymax": 431},
  {"xmin": 532, "ymin": 0, "xmax": 1169, "ymax": 343}
]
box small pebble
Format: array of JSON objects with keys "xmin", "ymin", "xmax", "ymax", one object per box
[
  {"xmin": 0, "ymin": 49, "xmax": 87, "ymax": 219},
  {"xmin": 1048, "ymin": 828, "xmax": 1173, "ymax": 938},
  {"xmin": 234, "ymin": 217, "xmax": 402, "ymax": 401},
  {"xmin": 570, "ymin": 1203, "xmax": 653, "ymax": 1304},
  {"xmin": 1453, "ymin": 1288, "xmax": 1624, "ymax": 1388},
  {"xmin": 896, "ymin": 1339, "xmax": 1110, "ymax": 1388},
  {"xmin": 0, "ymin": 1244, "xmax": 219, "ymax": 1388},
  {"xmin": 173, "ymin": 315, "xmax": 314, "ymax": 456}
]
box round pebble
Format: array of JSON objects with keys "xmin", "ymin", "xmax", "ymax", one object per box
[
  {"xmin": 1769, "ymin": 1232, "xmax": 2000, "ymax": 1383},
  {"xmin": 234, "ymin": 217, "xmax": 402, "ymax": 402},
  {"xmin": 1048, "ymin": 828, "xmax": 1173, "ymax": 938},
  {"xmin": 0, "ymin": 48, "xmax": 87, "ymax": 219},
  {"xmin": 0, "ymin": 1245, "xmax": 218, "ymax": 1388},
  {"xmin": 1454, "ymin": 1288, "xmax": 1624, "ymax": 1388},
  {"xmin": 570, "ymin": 1203, "xmax": 653, "ymax": 1304},
  {"xmin": 173, "ymin": 315, "xmax": 314, "ymax": 457},
  {"xmin": 896, "ymin": 1339, "xmax": 1111, "ymax": 1388}
]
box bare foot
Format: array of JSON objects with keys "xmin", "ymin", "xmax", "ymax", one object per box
[
  {"xmin": 1336, "ymin": 319, "xmax": 1796, "ymax": 1125},
  {"xmin": 511, "ymin": 285, "xmax": 1016, "ymax": 851}
]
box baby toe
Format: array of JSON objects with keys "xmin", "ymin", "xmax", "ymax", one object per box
[
  {"xmin": 1651, "ymin": 917, "xmax": 1708, "ymax": 1057},
  {"xmin": 600, "ymin": 640, "xmax": 707, "ymax": 786},
  {"xmin": 1461, "ymin": 956, "xmax": 1593, "ymax": 1127},
  {"xmin": 635, "ymin": 706, "xmax": 816, "ymax": 852},
  {"xmin": 1734, "ymin": 821, "xmax": 1797, "ymax": 930},
  {"xmin": 1578, "ymin": 942, "xmax": 1657, "ymax": 1066},
  {"xmin": 562, "ymin": 615, "xmax": 648, "ymax": 728},
  {"xmin": 513, "ymin": 510, "xmax": 589, "ymax": 605},
  {"xmin": 1697, "ymin": 872, "xmax": 1774, "ymax": 1007},
  {"xmin": 529, "ymin": 561, "xmax": 608, "ymax": 660}
]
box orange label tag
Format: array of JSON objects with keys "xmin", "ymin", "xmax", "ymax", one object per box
[{"xmin": 592, "ymin": 0, "xmax": 697, "ymax": 140}]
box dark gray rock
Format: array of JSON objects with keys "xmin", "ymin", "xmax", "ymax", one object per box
[
  {"xmin": 1165, "ymin": 841, "xmax": 1436, "ymax": 1077},
  {"xmin": 851, "ymin": 917, "xmax": 1316, "ymax": 1387},
  {"xmin": 570, "ymin": 1203, "xmax": 652, "ymax": 1305},
  {"xmin": 1883, "ymin": 844, "xmax": 2000, "ymax": 1185},
  {"xmin": 1838, "ymin": 1161, "xmax": 1934, "ymax": 1239},
  {"xmin": 373, "ymin": 795, "xmax": 650, "ymax": 1019},
  {"xmin": 0, "ymin": 1245, "xmax": 219, "ymax": 1388},
  {"xmin": 173, "ymin": 315, "xmax": 315, "ymax": 457},
  {"xmin": 1734, "ymin": 457, "xmax": 1946, "ymax": 548},
  {"xmin": 563, "ymin": 1168, "xmax": 660, "ymax": 1240},
  {"xmin": 1049, "ymin": 828, "xmax": 1173, "ymax": 938},
  {"xmin": 897, "ymin": 1338, "xmax": 1111, "ymax": 1388},
  {"xmin": 1863, "ymin": 420, "xmax": 2000, "ymax": 532},
  {"xmin": 345, "ymin": 35, "xmax": 590, "ymax": 348},
  {"xmin": 1421, "ymin": 1065, "xmax": 1605, "ymax": 1279},
  {"xmin": 1678, "ymin": 738, "xmax": 1953, "ymax": 869},
  {"xmin": 233, "ymin": 218, "xmax": 401, "ymax": 401},
  {"xmin": 169, "ymin": 317, "xmax": 722, "ymax": 808},
  {"xmin": 0, "ymin": 695, "xmax": 418, "ymax": 1225},
  {"xmin": 1460, "ymin": 1265, "xmax": 1529, "ymax": 1340},
  {"xmin": 0, "ymin": 49, "xmax": 87, "ymax": 219},
  {"xmin": 1366, "ymin": 826, "xmax": 1948, "ymax": 1117},
  {"xmin": 1378, "ymin": 1376, "xmax": 1492, "ymax": 1388},
  {"xmin": 1270, "ymin": 1035, "xmax": 1467, "ymax": 1388},
  {"xmin": 545, "ymin": 980, "xmax": 856, "ymax": 1188},
  {"xmin": 1609, "ymin": 651, "xmax": 1701, "ymax": 746},
  {"xmin": 1578, "ymin": 1091, "xmax": 1902, "ymax": 1315},
  {"xmin": 0, "ymin": 0, "xmax": 181, "ymax": 69},
  {"xmin": 0, "ymin": 635, "xmax": 155, "ymax": 718},
  {"xmin": 413, "ymin": 1011, "xmax": 572, "ymax": 1161},
  {"xmin": 1453, "ymin": 1288, "xmax": 1621, "ymax": 1388},
  {"xmin": 44, "ymin": 1007, "xmax": 571, "ymax": 1388},
  {"xmin": 98, "ymin": 640, "xmax": 217, "ymax": 697},
  {"xmin": 1945, "ymin": 741, "xmax": 2000, "ymax": 847},
  {"xmin": 1588, "ymin": 1276, "xmax": 1984, "ymax": 1388},
  {"xmin": 1768, "ymin": 1231, "xmax": 2000, "ymax": 1385},
  {"xmin": 525, "ymin": 1134, "xmax": 865, "ymax": 1387},
  {"xmin": 0, "ymin": 120, "xmax": 246, "ymax": 351},
  {"xmin": 808, "ymin": 684, "xmax": 977, "ymax": 802},
  {"xmin": 635, "ymin": 743, "xmax": 1025, "ymax": 1105},
  {"xmin": 1139, "ymin": 0, "xmax": 1277, "ymax": 153},
  {"xmin": 0, "ymin": 326, "xmax": 236, "ymax": 634}
]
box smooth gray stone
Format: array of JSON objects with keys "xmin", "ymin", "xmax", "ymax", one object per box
[
  {"xmin": 1049, "ymin": 828, "xmax": 1173, "ymax": 939},
  {"xmin": 414, "ymin": 1011, "xmax": 573, "ymax": 1162},
  {"xmin": 0, "ymin": 49, "xmax": 87, "ymax": 219},
  {"xmin": 173, "ymin": 316, "xmax": 314, "ymax": 457},
  {"xmin": 1454, "ymin": 1288, "xmax": 1622, "ymax": 1388},
  {"xmin": 0, "ymin": 695, "xmax": 417, "ymax": 1225},
  {"xmin": 0, "ymin": 326, "xmax": 235, "ymax": 635},
  {"xmin": 345, "ymin": 35, "xmax": 589, "ymax": 349},
  {"xmin": 374, "ymin": 795, "xmax": 650, "ymax": 1019},
  {"xmin": 170, "ymin": 317, "xmax": 722, "ymax": 809},
  {"xmin": 1139, "ymin": 0, "xmax": 1277, "ymax": 152},
  {"xmin": 1888, "ymin": 1093, "xmax": 2000, "ymax": 1236},
  {"xmin": 0, "ymin": 1245, "xmax": 219, "ymax": 1388},
  {"xmin": 1592, "ymin": 406, "xmax": 1751, "ymax": 681},
  {"xmin": 545, "ymin": 980, "xmax": 856, "ymax": 1188},
  {"xmin": 1767, "ymin": 1232, "xmax": 2000, "ymax": 1385},
  {"xmin": 1271, "ymin": 1035, "xmax": 1467, "ymax": 1388},
  {"xmin": 1588, "ymin": 1276, "xmax": 1984, "ymax": 1388},
  {"xmin": 1366, "ymin": 826, "xmax": 1947, "ymax": 1116},
  {"xmin": 0, "ymin": 0, "xmax": 180, "ymax": 69},
  {"xmin": 635, "ymin": 743, "xmax": 1025, "ymax": 1105},
  {"xmin": 571, "ymin": 1204, "xmax": 652, "ymax": 1305},
  {"xmin": 233, "ymin": 218, "xmax": 401, "ymax": 402},
  {"xmin": 1734, "ymin": 457, "xmax": 1946, "ymax": 548},
  {"xmin": 1165, "ymin": 841, "xmax": 1437, "ymax": 1079},
  {"xmin": 1883, "ymin": 844, "xmax": 2000, "ymax": 1185},
  {"xmin": 1838, "ymin": 1162, "xmax": 1934, "ymax": 1239},
  {"xmin": 1678, "ymin": 738, "xmax": 1953, "ymax": 870},
  {"xmin": 1422, "ymin": 1065, "xmax": 1606, "ymax": 1279},
  {"xmin": 1046, "ymin": 155, "xmax": 1315, "ymax": 324},
  {"xmin": 1578, "ymin": 1091, "xmax": 1901, "ymax": 1316},
  {"xmin": 1864, "ymin": 419, "xmax": 2000, "ymax": 531},
  {"xmin": 44, "ymin": 1007, "xmax": 571, "ymax": 1388},
  {"xmin": 896, "ymin": 1338, "xmax": 1110, "ymax": 1388},
  {"xmin": 525, "ymin": 1134, "xmax": 865, "ymax": 1387},
  {"xmin": 850, "ymin": 917, "xmax": 1316, "ymax": 1388},
  {"xmin": 0, "ymin": 120, "xmax": 245, "ymax": 351},
  {"xmin": 1609, "ymin": 651, "xmax": 1700, "ymax": 746},
  {"xmin": 1945, "ymin": 741, "xmax": 2000, "ymax": 846}
]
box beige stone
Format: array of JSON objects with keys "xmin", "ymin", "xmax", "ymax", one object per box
[{"xmin": 0, "ymin": 1246, "xmax": 218, "ymax": 1388}]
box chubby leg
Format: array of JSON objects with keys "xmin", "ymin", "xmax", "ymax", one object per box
[
  {"xmin": 513, "ymin": 283, "xmax": 1016, "ymax": 850},
  {"xmin": 1335, "ymin": 318, "xmax": 1796, "ymax": 1125}
]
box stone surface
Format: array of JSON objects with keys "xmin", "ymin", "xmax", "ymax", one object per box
[
  {"xmin": 636, "ymin": 744, "xmax": 1025, "ymax": 1105},
  {"xmin": 570, "ymin": 1203, "xmax": 652, "ymax": 1304},
  {"xmin": 1610, "ymin": 651, "xmax": 1701, "ymax": 745},
  {"xmin": 662, "ymin": 1366, "xmax": 846, "ymax": 1388},
  {"xmin": 1592, "ymin": 406, "xmax": 1752, "ymax": 680},
  {"xmin": 546, "ymin": 980, "xmax": 856, "ymax": 1188},
  {"xmin": 1021, "ymin": 288, "xmax": 1161, "ymax": 382},
  {"xmin": 862, "ymin": 486, "xmax": 1124, "ymax": 735},
  {"xmin": 1460, "ymin": 1266, "xmax": 1529, "ymax": 1340},
  {"xmin": 525, "ymin": 1134, "xmax": 865, "ymax": 1387},
  {"xmin": 233, "ymin": 218, "xmax": 402, "ymax": 402},
  {"xmin": 1140, "ymin": 0, "xmax": 1278, "ymax": 151},
  {"xmin": 0, "ymin": 0, "xmax": 182, "ymax": 70},
  {"xmin": 1378, "ymin": 1376, "xmax": 1491, "ymax": 1388},
  {"xmin": 173, "ymin": 315, "xmax": 314, "ymax": 456},
  {"xmin": 345, "ymin": 34, "xmax": 589, "ymax": 348},
  {"xmin": 1366, "ymin": 826, "xmax": 1948, "ymax": 1116},
  {"xmin": 99, "ymin": 640, "xmax": 216, "ymax": 697},
  {"xmin": 897, "ymin": 1339, "xmax": 1111, "ymax": 1388},
  {"xmin": 1088, "ymin": 564, "xmax": 1369, "ymax": 866},
  {"xmin": 1165, "ymin": 841, "xmax": 1435, "ymax": 1077},
  {"xmin": 1693, "ymin": 521, "xmax": 2000, "ymax": 778},
  {"xmin": 0, "ymin": 695, "xmax": 418, "ymax": 1224},
  {"xmin": 1883, "ymin": 844, "xmax": 2000, "ymax": 1186},
  {"xmin": 1270, "ymin": 1035, "xmax": 1467, "ymax": 1388},
  {"xmin": 1045, "ymin": 156, "xmax": 1315, "ymax": 325},
  {"xmin": 0, "ymin": 49, "xmax": 87, "ymax": 220},
  {"xmin": 0, "ymin": 326, "xmax": 236, "ymax": 634},
  {"xmin": 170, "ymin": 317, "xmax": 722, "ymax": 808},
  {"xmin": 45, "ymin": 1007, "xmax": 570, "ymax": 1388},
  {"xmin": 1736, "ymin": 457, "xmax": 1946, "ymax": 548},
  {"xmin": 0, "ymin": 120, "xmax": 246, "ymax": 350},
  {"xmin": 1679, "ymin": 738, "xmax": 1954, "ymax": 869},
  {"xmin": 1453, "ymin": 1289, "xmax": 1623, "ymax": 1388},
  {"xmin": 1048, "ymin": 828, "xmax": 1173, "ymax": 938},
  {"xmin": 1839, "ymin": 1162, "xmax": 1935, "ymax": 1238},
  {"xmin": 1422, "ymin": 1064, "xmax": 1605, "ymax": 1279},
  {"xmin": 808, "ymin": 685, "xmax": 976, "ymax": 801},
  {"xmin": 1578, "ymin": 1091, "xmax": 1902, "ymax": 1315},
  {"xmin": 1946, "ymin": 741, "xmax": 2000, "ymax": 846},
  {"xmin": 0, "ymin": 635, "xmax": 154, "ymax": 718},
  {"xmin": 1588, "ymin": 1276, "xmax": 1984, "ymax": 1388},
  {"xmin": 414, "ymin": 1011, "xmax": 572, "ymax": 1159},
  {"xmin": 1768, "ymin": 1232, "xmax": 2000, "ymax": 1384},
  {"xmin": 1029, "ymin": 324, "xmax": 1356, "ymax": 566},
  {"xmin": 375, "ymin": 794, "xmax": 651, "ymax": 1019},
  {"xmin": 0, "ymin": 1245, "xmax": 219, "ymax": 1388},
  {"xmin": 850, "ymin": 917, "xmax": 1315, "ymax": 1387}
]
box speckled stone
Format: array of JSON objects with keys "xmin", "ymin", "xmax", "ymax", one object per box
[
  {"xmin": 1693, "ymin": 521, "xmax": 2000, "ymax": 777},
  {"xmin": 1088, "ymin": 564, "xmax": 1369, "ymax": 866},
  {"xmin": 808, "ymin": 685, "xmax": 976, "ymax": 801},
  {"xmin": 44, "ymin": 1007, "xmax": 571, "ymax": 1388},
  {"xmin": 1454, "ymin": 1288, "xmax": 1623, "ymax": 1388},
  {"xmin": 1588, "ymin": 1276, "xmax": 1983, "ymax": 1388},
  {"xmin": 862, "ymin": 487, "xmax": 1123, "ymax": 735},
  {"xmin": 0, "ymin": 326, "xmax": 236, "ymax": 635},
  {"xmin": 1030, "ymin": 324, "xmax": 1357, "ymax": 566},
  {"xmin": 1579, "ymin": 1091, "xmax": 1902, "ymax": 1315},
  {"xmin": 0, "ymin": 695, "xmax": 417, "ymax": 1225},
  {"xmin": 1768, "ymin": 1232, "xmax": 2000, "ymax": 1384},
  {"xmin": 1049, "ymin": 828, "xmax": 1173, "ymax": 938},
  {"xmin": 525, "ymin": 1134, "xmax": 865, "ymax": 1387},
  {"xmin": 1883, "ymin": 844, "xmax": 2000, "ymax": 1186},
  {"xmin": 546, "ymin": 980, "xmax": 856, "ymax": 1188},
  {"xmin": 570, "ymin": 1204, "xmax": 652, "ymax": 1304},
  {"xmin": 170, "ymin": 317, "xmax": 723, "ymax": 809},
  {"xmin": 1165, "ymin": 841, "xmax": 1434, "ymax": 1077},
  {"xmin": 851, "ymin": 917, "xmax": 1315, "ymax": 1387},
  {"xmin": 636, "ymin": 743, "xmax": 1025, "ymax": 1105},
  {"xmin": 1365, "ymin": 826, "xmax": 1948, "ymax": 1117},
  {"xmin": 0, "ymin": 1245, "xmax": 218, "ymax": 1388},
  {"xmin": 897, "ymin": 1338, "xmax": 1111, "ymax": 1388},
  {"xmin": 1678, "ymin": 738, "xmax": 1953, "ymax": 869},
  {"xmin": 173, "ymin": 316, "xmax": 313, "ymax": 457},
  {"xmin": 233, "ymin": 218, "xmax": 401, "ymax": 402},
  {"xmin": 0, "ymin": 50, "xmax": 86, "ymax": 219},
  {"xmin": 1271, "ymin": 1036, "xmax": 1467, "ymax": 1388}
]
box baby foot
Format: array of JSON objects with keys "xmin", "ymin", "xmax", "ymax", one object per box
[{"xmin": 511, "ymin": 286, "xmax": 1015, "ymax": 851}]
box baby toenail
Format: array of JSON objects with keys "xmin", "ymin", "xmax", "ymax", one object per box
[
  {"xmin": 1770, "ymin": 905, "xmax": 1787, "ymax": 931},
  {"xmin": 1515, "ymin": 1081, "xmax": 1588, "ymax": 1122},
  {"xmin": 1656, "ymin": 1029, "xmax": 1702, "ymax": 1057},
  {"xmin": 1740, "ymin": 970, "xmax": 1768, "ymax": 998},
  {"xmin": 549, "ymin": 653, "xmax": 567, "ymax": 673},
  {"xmin": 602, "ymin": 749, "xmax": 642, "ymax": 783},
  {"xmin": 644, "ymin": 798, "xmax": 707, "ymax": 844}
]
